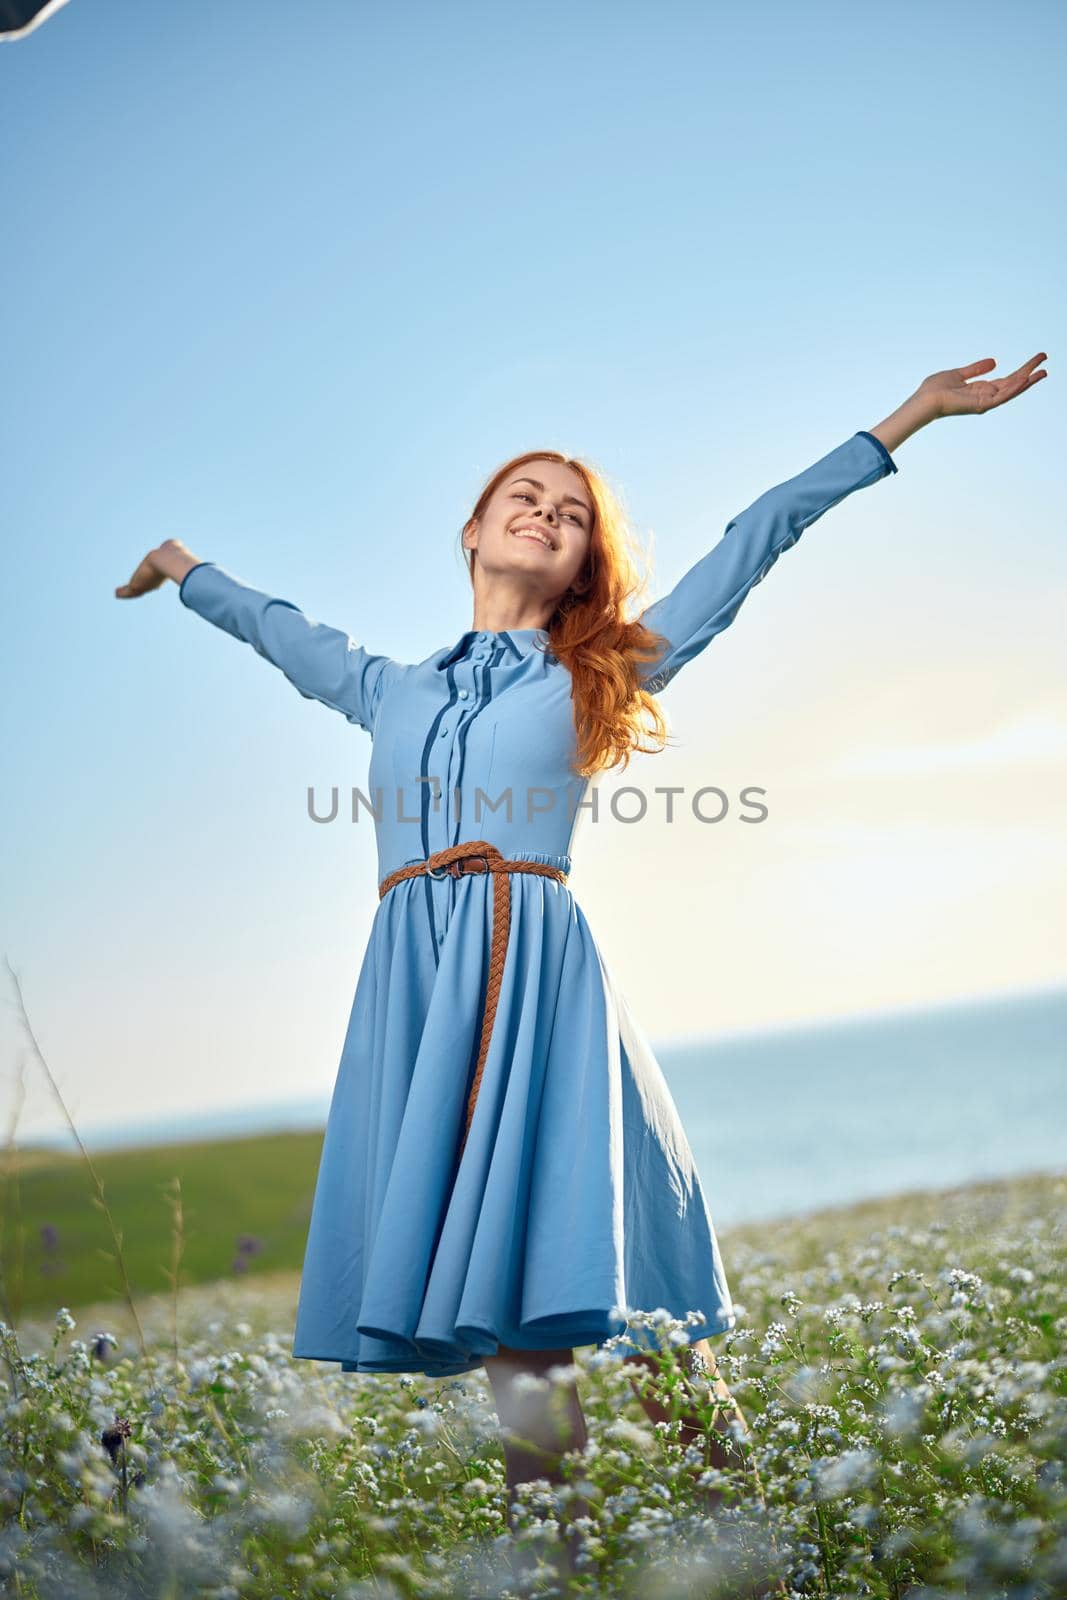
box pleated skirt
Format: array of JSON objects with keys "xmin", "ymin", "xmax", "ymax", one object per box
[{"xmin": 291, "ymin": 856, "xmax": 736, "ymax": 1376}]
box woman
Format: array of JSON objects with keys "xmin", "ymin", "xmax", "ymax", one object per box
[{"xmin": 116, "ymin": 354, "xmax": 1045, "ymax": 1549}]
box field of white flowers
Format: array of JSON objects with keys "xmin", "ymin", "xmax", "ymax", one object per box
[{"xmin": 1, "ymin": 1169, "xmax": 1064, "ymax": 1599}]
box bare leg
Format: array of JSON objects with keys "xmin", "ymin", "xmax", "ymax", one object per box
[
  {"xmin": 623, "ymin": 1338, "xmax": 787, "ymax": 1598},
  {"xmin": 482, "ymin": 1343, "xmax": 588, "ymax": 1577},
  {"xmin": 482, "ymin": 1338, "xmax": 783, "ymax": 1594},
  {"xmin": 622, "ymin": 1338, "xmax": 760, "ymax": 1510}
]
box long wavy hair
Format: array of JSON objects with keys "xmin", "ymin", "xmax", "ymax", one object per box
[{"xmin": 460, "ymin": 449, "xmax": 674, "ymax": 779}]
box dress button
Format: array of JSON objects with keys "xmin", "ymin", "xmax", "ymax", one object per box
[
  {"xmin": 458, "ymin": 689, "xmax": 469, "ymax": 699},
  {"xmin": 437, "ymin": 931, "xmax": 445, "ymax": 944},
  {"xmin": 439, "ymin": 727, "xmax": 448, "ymax": 738}
]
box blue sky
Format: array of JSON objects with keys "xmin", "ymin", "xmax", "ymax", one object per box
[{"xmin": 2, "ymin": 0, "xmax": 1064, "ymax": 1144}]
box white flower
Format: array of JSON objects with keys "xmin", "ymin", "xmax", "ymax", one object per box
[
  {"xmin": 253, "ymin": 1490, "xmax": 314, "ymax": 1538},
  {"xmin": 811, "ymin": 1446, "xmax": 879, "ymax": 1500},
  {"xmin": 405, "ymin": 1408, "xmax": 442, "ymax": 1435},
  {"xmin": 510, "ymin": 1372, "xmax": 550, "ymax": 1396},
  {"xmin": 604, "ymin": 1418, "xmax": 655, "ymax": 1448},
  {"xmin": 780, "ymin": 1364, "xmax": 824, "ymax": 1404},
  {"xmin": 760, "ymin": 1321, "xmax": 789, "ymax": 1357},
  {"xmin": 545, "ymin": 1362, "xmax": 583, "ymax": 1386},
  {"xmin": 880, "ymin": 1389, "xmax": 926, "ymax": 1438},
  {"xmin": 848, "ymin": 1503, "xmax": 879, "ymax": 1530}
]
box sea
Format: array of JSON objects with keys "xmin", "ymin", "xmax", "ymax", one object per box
[
  {"xmin": 33, "ymin": 985, "xmax": 1066, "ymax": 1228},
  {"xmin": 655, "ymin": 984, "xmax": 1066, "ymax": 1226}
]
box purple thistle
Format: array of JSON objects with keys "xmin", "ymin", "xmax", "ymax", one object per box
[{"xmin": 101, "ymin": 1416, "xmax": 132, "ymax": 1465}]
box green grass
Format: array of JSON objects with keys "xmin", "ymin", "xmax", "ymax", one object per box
[{"xmin": 1, "ymin": 1130, "xmax": 324, "ymax": 1318}]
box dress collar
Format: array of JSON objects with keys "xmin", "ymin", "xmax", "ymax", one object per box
[{"xmin": 437, "ymin": 626, "xmax": 551, "ymax": 669}]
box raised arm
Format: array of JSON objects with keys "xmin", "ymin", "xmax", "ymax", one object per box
[
  {"xmin": 636, "ymin": 350, "xmax": 1050, "ymax": 692},
  {"xmin": 116, "ymin": 538, "xmax": 401, "ymax": 734},
  {"xmin": 635, "ymin": 430, "xmax": 897, "ymax": 692}
]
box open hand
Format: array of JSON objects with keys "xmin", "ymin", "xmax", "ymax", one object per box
[
  {"xmin": 115, "ymin": 538, "xmax": 198, "ymax": 599},
  {"xmin": 115, "ymin": 550, "xmax": 168, "ymax": 600},
  {"xmin": 917, "ymin": 351, "xmax": 1048, "ymax": 419}
]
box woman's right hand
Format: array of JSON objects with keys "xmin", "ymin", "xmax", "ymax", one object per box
[{"xmin": 115, "ymin": 538, "xmax": 203, "ymax": 600}]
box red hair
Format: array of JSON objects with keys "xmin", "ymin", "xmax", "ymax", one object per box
[{"xmin": 461, "ymin": 449, "xmax": 673, "ymax": 778}]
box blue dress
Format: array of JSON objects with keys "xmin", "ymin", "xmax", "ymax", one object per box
[{"xmin": 179, "ymin": 430, "xmax": 897, "ymax": 1376}]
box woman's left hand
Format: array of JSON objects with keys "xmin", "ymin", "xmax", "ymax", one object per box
[{"xmin": 917, "ymin": 351, "xmax": 1048, "ymax": 419}]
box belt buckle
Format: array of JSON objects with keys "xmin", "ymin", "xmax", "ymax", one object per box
[
  {"xmin": 426, "ymin": 854, "xmax": 490, "ymax": 881},
  {"xmin": 456, "ymin": 854, "xmax": 490, "ymax": 878}
]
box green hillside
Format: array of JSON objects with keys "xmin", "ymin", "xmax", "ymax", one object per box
[
  {"xmin": 4, "ymin": 1127, "xmax": 1064, "ymax": 1340},
  {"xmin": 0, "ymin": 1129, "xmax": 324, "ymax": 1320}
]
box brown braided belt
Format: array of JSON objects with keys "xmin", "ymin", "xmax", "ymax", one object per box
[{"xmin": 378, "ymin": 841, "xmax": 569, "ymax": 1155}]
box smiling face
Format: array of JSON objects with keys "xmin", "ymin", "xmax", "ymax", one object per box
[{"xmin": 462, "ymin": 458, "xmax": 594, "ymax": 625}]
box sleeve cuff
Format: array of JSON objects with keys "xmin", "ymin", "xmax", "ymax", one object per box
[
  {"xmin": 854, "ymin": 430, "xmax": 898, "ymax": 475},
  {"xmin": 178, "ymin": 560, "xmax": 215, "ymax": 603}
]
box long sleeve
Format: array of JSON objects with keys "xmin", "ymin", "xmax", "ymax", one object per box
[
  {"xmin": 178, "ymin": 562, "xmax": 402, "ymax": 734},
  {"xmin": 636, "ymin": 430, "xmax": 898, "ymax": 692}
]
